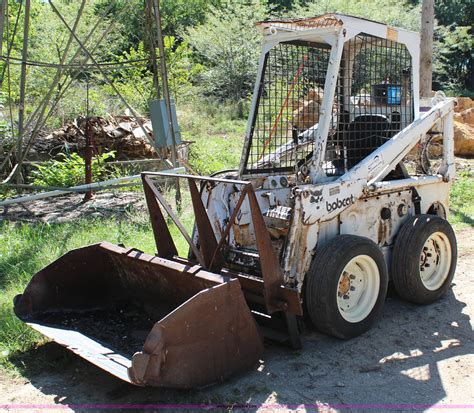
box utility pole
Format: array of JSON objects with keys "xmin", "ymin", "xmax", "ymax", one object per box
[
  {"xmin": 16, "ymin": 0, "xmax": 31, "ymax": 184},
  {"xmin": 151, "ymin": 0, "xmax": 181, "ymax": 209},
  {"xmin": 420, "ymin": 0, "xmax": 434, "ymax": 97}
]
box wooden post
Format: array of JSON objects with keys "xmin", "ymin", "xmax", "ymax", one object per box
[
  {"xmin": 16, "ymin": 0, "xmax": 31, "ymax": 184},
  {"xmin": 420, "ymin": 0, "xmax": 434, "ymax": 98},
  {"xmin": 0, "ymin": 0, "xmax": 6, "ymax": 92},
  {"xmin": 0, "ymin": 0, "xmax": 6, "ymax": 58},
  {"xmin": 144, "ymin": 0, "xmax": 161, "ymax": 100},
  {"xmin": 83, "ymin": 76, "xmax": 93, "ymax": 201}
]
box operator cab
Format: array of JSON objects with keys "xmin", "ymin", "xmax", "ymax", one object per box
[{"xmin": 240, "ymin": 14, "xmax": 418, "ymax": 183}]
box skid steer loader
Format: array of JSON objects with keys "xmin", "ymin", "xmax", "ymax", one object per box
[{"xmin": 14, "ymin": 14, "xmax": 457, "ymax": 388}]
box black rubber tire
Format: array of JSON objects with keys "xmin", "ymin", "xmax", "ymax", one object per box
[
  {"xmin": 391, "ymin": 215, "xmax": 457, "ymax": 304},
  {"xmin": 305, "ymin": 235, "xmax": 388, "ymax": 339}
]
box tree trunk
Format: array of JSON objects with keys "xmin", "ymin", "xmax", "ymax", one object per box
[{"xmin": 420, "ymin": 0, "xmax": 434, "ymax": 98}]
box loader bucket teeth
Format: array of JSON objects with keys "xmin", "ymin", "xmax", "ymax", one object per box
[{"xmin": 14, "ymin": 242, "xmax": 263, "ymax": 388}]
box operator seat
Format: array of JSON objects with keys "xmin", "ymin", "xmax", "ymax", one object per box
[{"xmin": 345, "ymin": 115, "xmax": 391, "ymax": 169}]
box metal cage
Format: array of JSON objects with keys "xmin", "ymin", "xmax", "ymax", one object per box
[{"xmin": 243, "ymin": 32, "xmax": 414, "ymax": 177}]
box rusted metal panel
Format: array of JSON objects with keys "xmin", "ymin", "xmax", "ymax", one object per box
[
  {"xmin": 129, "ymin": 280, "xmax": 263, "ymax": 388},
  {"xmin": 188, "ymin": 178, "xmax": 225, "ymax": 271},
  {"xmin": 141, "ymin": 172, "xmax": 301, "ymax": 316},
  {"xmin": 143, "ymin": 175, "xmax": 204, "ymax": 266},
  {"xmin": 142, "ymin": 175, "xmax": 177, "ymax": 259},
  {"xmin": 247, "ymin": 189, "xmax": 288, "ymax": 314}
]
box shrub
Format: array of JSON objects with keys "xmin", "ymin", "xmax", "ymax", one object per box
[{"xmin": 30, "ymin": 151, "xmax": 116, "ymax": 188}]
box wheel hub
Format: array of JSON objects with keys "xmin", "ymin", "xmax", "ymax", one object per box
[
  {"xmin": 418, "ymin": 232, "xmax": 452, "ymax": 291},
  {"xmin": 336, "ymin": 255, "xmax": 380, "ymax": 323},
  {"xmin": 338, "ymin": 272, "xmax": 351, "ymax": 297}
]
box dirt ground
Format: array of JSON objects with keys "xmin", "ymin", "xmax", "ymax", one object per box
[
  {"xmin": 0, "ymin": 200, "xmax": 472, "ymax": 412},
  {"xmin": 0, "ymin": 190, "xmax": 148, "ymax": 223}
]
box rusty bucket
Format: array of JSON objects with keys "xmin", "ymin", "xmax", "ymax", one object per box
[
  {"xmin": 14, "ymin": 242, "xmax": 264, "ymax": 388},
  {"xmin": 14, "ymin": 172, "xmax": 302, "ymax": 388}
]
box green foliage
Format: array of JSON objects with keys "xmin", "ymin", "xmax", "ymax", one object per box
[
  {"xmin": 434, "ymin": 25, "xmax": 473, "ymax": 94},
  {"xmin": 292, "ymin": 0, "xmax": 421, "ymax": 31},
  {"xmin": 1, "ymin": 0, "xmax": 124, "ymax": 129},
  {"xmin": 106, "ymin": 42, "xmax": 155, "ymax": 113},
  {"xmin": 0, "ymin": 92, "xmax": 10, "ymax": 135},
  {"xmin": 164, "ymin": 36, "xmax": 203, "ymax": 99},
  {"xmin": 179, "ymin": 102, "xmax": 246, "ymax": 175},
  {"xmin": 106, "ymin": 37, "xmax": 199, "ymax": 112},
  {"xmin": 450, "ymin": 169, "xmax": 474, "ymax": 228},
  {"xmin": 185, "ymin": 1, "xmax": 269, "ymax": 117},
  {"xmin": 30, "ymin": 151, "xmax": 116, "ymax": 188},
  {"xmin": 160, "ymin": 0, "xmax": 221, "ymax": 39},
  {"xmin": 432, "ymin": 0, "xmax": 473, "ymax": 94},
  {"xmin": 434, "ymin": 0, "xmax": 473, "ymax": 27}
]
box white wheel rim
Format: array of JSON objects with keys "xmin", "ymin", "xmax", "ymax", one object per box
[
  {"xmin": 419, "ymin": 231, "xmax": 452, "ymax": 291},
  {"xmin": 336, "ymin": 255, "xmax": 380, "ymax": 323}
]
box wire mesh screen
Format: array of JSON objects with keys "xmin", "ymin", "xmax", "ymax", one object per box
[
  {"xmin": 325, "ymin": 34, "xmax": 414, "ymax": 176},
  {"xmin": 244, "ymin": 41, "xmax": 331, "ymax": 174}
]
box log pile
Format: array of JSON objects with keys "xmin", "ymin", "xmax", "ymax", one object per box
[
  {"xmin": 30, "ymin": 116, "xmax": 159, "ymax": 161},
  {"xmin": 454, "ymin": 97, "xmax": 474, "ymax": 157}
]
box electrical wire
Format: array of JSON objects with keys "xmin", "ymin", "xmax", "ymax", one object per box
[{"xmin": 0, "ymin": 54, "xmax": 161, "ymax": 69}]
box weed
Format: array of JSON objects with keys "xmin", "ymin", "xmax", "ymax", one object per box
[
  {"xmin": 450, "ymin": 169, "xmax": 474, "ymax": 228},
  {"xmin": 179, "ymin": 102, "xmax": 246, "ymax": 175},
  {"xmin": 30, "ymin": 151, "xmax": 117, "ymax": 188}
]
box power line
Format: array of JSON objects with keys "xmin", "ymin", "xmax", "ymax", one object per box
[{"xmin": 0, "ymin": 54, "xmax": 161, "ymax": 69}]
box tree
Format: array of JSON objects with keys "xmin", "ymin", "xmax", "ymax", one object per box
[
  {"xmin": 433, "ymin": 0, "xmax": 473, "ymax": 94},
  {"xmin": 291, "ymin": 0, "xmax": 421, "ymax": 31},
  {"xmin": 420, "ymin": 0, "xmax": 434, "ymax": 97},
  {"xmin": 185, "ymin": 1, "xmax": 269, "ymax": 117}
]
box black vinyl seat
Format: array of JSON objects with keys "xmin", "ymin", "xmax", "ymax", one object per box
[{"xmin": 345, "ymin": 115, "xmax": 391, "ymax": 169}]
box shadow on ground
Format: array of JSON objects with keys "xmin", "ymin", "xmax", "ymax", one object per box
[{"xmin": 7, "ymin": 283, "xmax": 472, "ymax": 412}]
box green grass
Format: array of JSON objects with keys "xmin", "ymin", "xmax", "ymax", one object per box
[
  {"xmin": 179, "ymin": 103, "xmax": 246, "ymax": 175},
  {"xmin": 449, "ymin": 169, "xmax": 474, "ymax": 229},
  {"xmin": 0, "ymin": 194, "xmax": 195, "ymax": 374}
]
